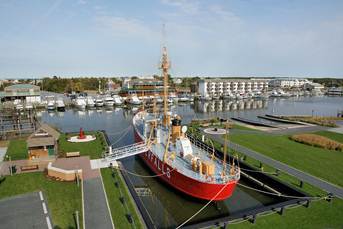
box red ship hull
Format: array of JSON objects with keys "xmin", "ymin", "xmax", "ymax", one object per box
[{"xmin": 134, "ymin": 130, "xmax": 238, "ymax": 201}]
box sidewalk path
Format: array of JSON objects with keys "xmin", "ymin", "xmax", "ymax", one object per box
[
  {"xmin": 83, "ymin": 177, "xmax": 113, "ymax": 229},
  {"xmin": 207, "ymin": 133, "xmax": 343, "ymax": 199}
]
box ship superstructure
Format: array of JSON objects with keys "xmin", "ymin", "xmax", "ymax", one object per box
[{"xmin": 132, "ymin": 45, "xmax": 240, "ymax": 200}]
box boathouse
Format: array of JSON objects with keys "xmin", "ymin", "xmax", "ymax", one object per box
[
  {"xmin": 0, "ymin": 84, "xmax": 41, "ymax": 103},
  {"xmin": 26, "ymin": 123, "xmax": 60, "ymax": 159}
]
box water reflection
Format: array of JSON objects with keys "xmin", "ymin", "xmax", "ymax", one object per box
[{"xmin": 194, "ymin": 99, "xmax": 269, "ymax": 113}]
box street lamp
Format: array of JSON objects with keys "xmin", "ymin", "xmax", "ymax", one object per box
[{"xmin": 6, "ymin": 155, "xmax": 12, "ymax": 176}]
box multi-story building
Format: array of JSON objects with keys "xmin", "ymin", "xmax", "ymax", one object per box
[
  {"xmin": 0, "ymin": 84, "xmax": 41, "ymax": 103},
  {"xmin": 120, "ymin": 77, "xmax": 175, "ymax": 97},
  {"xmin": 198, "ymin": 78, "xmax": 269, "ymax": 97},
  {"xmin": 269, "ymin": 78, "xmax": 310, "ymax": 88}
]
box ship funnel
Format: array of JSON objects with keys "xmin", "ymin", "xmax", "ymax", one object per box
[{"xmin": 172, "ymin": 116, "xmax": 181, "ymax": 142}]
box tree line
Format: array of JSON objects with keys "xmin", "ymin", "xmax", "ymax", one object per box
[{"xmin": 41, "ymin": 76, "xmax": 121, "ymax": 93}]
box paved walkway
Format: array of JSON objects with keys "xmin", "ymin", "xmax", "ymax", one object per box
[
  {"xmin": 83, "ymin": 177, "xmax": 113, "ymax": 229},
  {"xmin": 52, "ymin": 156, "xmax": 100, "ymax": 180},
  {"xmin": 206, "ymin": 133, "xmax": 343, "ymax": 199},
  {"xmin": 0, "ymin": 192, "xmax": 52, "ymax": 229}
]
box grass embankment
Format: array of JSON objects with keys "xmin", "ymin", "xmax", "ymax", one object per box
[
  {"xmin": 195, "ymin": 129, "xmax": 343, "ymax": 229},
  {"xmin": 229, "ymin": 133, "xmax": 343, "ymax": 187},
  {"xmin": 58, "ymin": 131, "xmax": 107, "ymax": 159},
  {"xmin": 0, "ymin": 172, "xmax": 82, "ymax": 228},
  {"xmin": 101, "ymin": 168, "xmax": 143, "ymax": 228},
  {"xmin": 225, "ymin": 147, "xmax": 343, "ymax": 229},
  {"xmin": 290, "ymin": 134, "xmax": 343, "ymax": 152},
  {"xmin": 5, "ymin": 139, "xmax": 28, "ymax": 160},
  {"xmin": 281, "ymin": 116, "xmax": 343, "ymax": 127}
]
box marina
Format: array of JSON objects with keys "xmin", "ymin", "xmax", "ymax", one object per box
[{"xmin": 35, "ymin": 95, "xmax": 342, "ymax": 228}]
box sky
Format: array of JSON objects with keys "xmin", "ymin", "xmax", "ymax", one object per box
[{"xmin": 0, "ymin": 0, "xmax": 343, "ymax": 78}]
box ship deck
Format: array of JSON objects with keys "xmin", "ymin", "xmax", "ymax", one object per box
[{"xmin": 133, "ymin": 112, "xmax": 240, "ymax": 184}]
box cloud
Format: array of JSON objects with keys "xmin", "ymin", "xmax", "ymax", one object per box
[
  {"xmin": 160, "ymin": 0, "xmax": 200, "ymax": 14},
  {"xmin": 77, "ymin": 0, "xmax": 87, "ymax": 5},
  {"xmin": 94, "ymin": 15, "xmax": 157, "ymax": 40}
]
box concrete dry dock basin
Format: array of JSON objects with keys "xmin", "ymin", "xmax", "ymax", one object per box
[
  {"xmin": 97, "ymin": 131, "xmax": 317, "ymax": 229},
  {"xmin": 118, "ymin": 155, "xmax": 315, "ymax": 229}
]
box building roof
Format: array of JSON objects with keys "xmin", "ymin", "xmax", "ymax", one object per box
[
  {"xmin": 199, "ymin": 78, "xmax": 269, "ymax": 83},
  {"xmin": 5, "ymin": 84, "xmax": 40, "ymax": 90},
  {"xmin": 27, "ymin": 123, "xmax": 60, "ymax": 148},
  {"xmin": 1, "ymin": 84, "xmax": 40, "ymax": 98}
]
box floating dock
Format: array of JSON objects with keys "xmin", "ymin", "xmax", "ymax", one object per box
[
  {"xmin": 231, "ymin": 117, "xmax": 279, "ymax": 128},
  {"xmin": 258, "ymin": 114, "xmax": 306, "ymax": 125}
]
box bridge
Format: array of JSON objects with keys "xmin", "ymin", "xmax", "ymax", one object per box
[
  {"xmin": 107, "ymin": 142, "xmax": 149, "ymax": 161},
  {"xmin": 90, "ymin": 142, "xmax": 149, "ymax": 169}
]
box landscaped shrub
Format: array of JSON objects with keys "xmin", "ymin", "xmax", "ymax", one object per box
[
  {"xmin": 282, "ymin": 116, "xmax": 341, "ymax": 127},
  {"xmin": 290, "ymin": 134, "xmax": 343, "ymax": 151}
]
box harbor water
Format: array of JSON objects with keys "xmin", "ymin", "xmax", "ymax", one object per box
[{"xmin": 40, "ymin": 96, "xmax": 343, "ymax": 228}]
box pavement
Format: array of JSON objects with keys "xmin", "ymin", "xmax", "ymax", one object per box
[
  {"xmin": 328, "ymin": 121, "xmax": 343, "ymax": 134},
  {"xmin": 52, "ymin": 156, "xmax": 100, "ymax": 180},
  {"xmin": 0, "ymin": 192, "xmax": 52, "ymax": 229},
  {"xmin": 206, "ymin": 132, "xmax": 343, "ymax": 199},
  {"xmin": 83, "ymin": 177, "xmax": 113, "ymax": 229},
  {"xmin": 0, "ymin": 147, "xmax": 6, "ymax": 162}
]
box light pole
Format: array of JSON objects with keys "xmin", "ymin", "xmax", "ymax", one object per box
[{"xmin": 6, "ymin": 155, "xmax": 12, "ymax": 176}]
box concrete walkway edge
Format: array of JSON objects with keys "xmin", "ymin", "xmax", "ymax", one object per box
[{"xmin": 100, "ymin": 169, "xmax": 115, "ymax": 229}]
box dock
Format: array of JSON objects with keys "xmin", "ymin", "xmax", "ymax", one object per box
[{"xmin": 231, "ymin": 117, "xmax": 279, "ymax": 128}]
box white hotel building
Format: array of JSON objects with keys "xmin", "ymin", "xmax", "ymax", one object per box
[
  {"xmin": 198, "ymin": 79, "xmax": 269, "ymax": 97},
  {"xmin": 268, "ymin": 78, "xmax": 310, "ymax": 88}
]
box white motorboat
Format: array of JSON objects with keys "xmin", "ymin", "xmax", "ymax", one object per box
[
  {"xmin": 128, "ymin": 95, "xmax": 142, "ymax": 105},
  {"xmin": 75, "ymin": 97, "xmax": 86, "ymax": 109},
  {"xmin": 95, "ymin": 97, "xmax": 104, "ymax": 107},
  {"xmin": 56, "ymin": 98, "xmax": 65, "ymax": 111},
  {"xmin": 86, "ymin": 96, "xmax": 95, "ymax": 108},
  {"xmin": 103, "ymin": 95, "xmax": 115, "ymax": 106},
  {"xmin": 112, "ymin": 95, "xmax": 123, "ymax": 105},
  {"xmin": 178, "ymin": 94, "xmax": 190, "ymax": 102},
  {"xmin": 25, "ymin": 103, "xmax": 33, "ymax": 110},
  {"xmin": 47, "ymin": 100, "xmax": 55, "ymax": 111}
]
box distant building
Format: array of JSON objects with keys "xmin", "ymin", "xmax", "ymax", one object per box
[
  {"xmin": 198, "ymin": 78, "xmax": 269, "ymax": 97},
  {"xmin": 0, "ymin": 84, "xmax": 41, "ymax": 103},
  {"xmin": 327, "ymin": 87, "xmax": 343, "ymax": 96},
  {"xmin": 269, "ymin": 78, "xmax": 310, "ymax": 88},
  {"xmin": 303, "ymin": 82, "xmax": 324, "ymax": 91},
  {"xmin": 173, "ymin": 78, "xmax": 183, "ymax": 84},
  {"xmin": 106, "ymin": 79, "xmax": 120, "ymax": 92},
  {"xmin": 120, "ymin": 78, "xmax": 175, "ymax": 96}
]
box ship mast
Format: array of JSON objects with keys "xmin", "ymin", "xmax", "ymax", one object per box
[
  {"xmin": 222, "ymin": 121, "xmax": 229, "ymax": 177},
  {"xmin": 161, "ymin": 46, "xmax": 170, "ymax": 127}
]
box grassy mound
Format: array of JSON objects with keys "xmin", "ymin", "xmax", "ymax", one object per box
[
  {"xmin": 281, "ymin": 116, "xmax": 343, "ymax": 127},
  {"xmin": 290, "ymin": 134, "xmax": 343, "ymax": 151}
]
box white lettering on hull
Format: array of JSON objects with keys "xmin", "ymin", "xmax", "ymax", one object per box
[{"xmin": 144, "ymin": 151, "xmax": 171, "ymax": 179}]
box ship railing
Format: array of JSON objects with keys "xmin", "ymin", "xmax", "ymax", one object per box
[
  {"xmin": 186, "ymin": 133, "xmax": 214, "ymax": 156},
  {"xmin": 186, "ymin": 133, "xmax": 241, "ymax": 182}
]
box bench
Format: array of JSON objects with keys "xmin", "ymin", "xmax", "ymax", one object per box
[
  {"xmin": 21, "ymin": 164, "xmax": 39, "ymax": 171},
  {"xmin": 66, "ymin": 152, "xmax": 80, "ymax": 158}
]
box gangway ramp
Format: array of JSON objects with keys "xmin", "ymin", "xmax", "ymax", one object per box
[
  {"xmin": 90, "ymin": 142, "xmax": 148, "ymax": 169},
  {"xmin": 107, "ymin": 142, "xmax": 148, "ymax": 160}
]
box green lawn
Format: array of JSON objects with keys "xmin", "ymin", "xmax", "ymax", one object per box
[
  {"xmin": 0, "ymin": 172, "xmax": 82, "ymax": 228},
  {"xmin": 5, "ymin": 139, "xmax": 28, "ymax": 160},
  {"xmin": 227, "ymin": 151, "xmax": 343, "ymax": 229},
  {"xmin": 229, "ymin": 133, "xmax": 343, "ymax": 187},
  {"xmin": 101, "ymin": 168, "xmax": 143, "ymax": 229},
  {"xmin": 59, "ymin": 132, "xmax": 106, "ymax": 159},
  {"xmin": 315, "ymin": 131, "xmax": 343, "ymax": 144},
  {"xmin": 232, "ymin": 124, "xmax": 257, "ymax": 131},
  {"xmin": 188, "ymin": 128, "xmax": 343, "ymax": 229}
]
